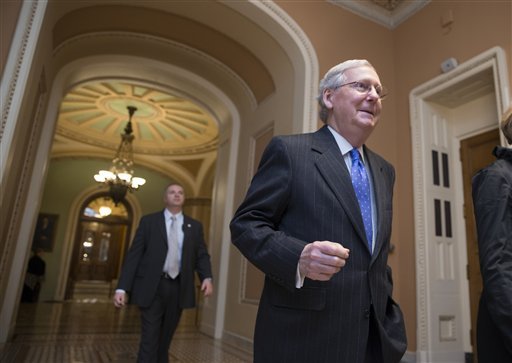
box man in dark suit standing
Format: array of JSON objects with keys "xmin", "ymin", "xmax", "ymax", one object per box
[
  {"xmin": 113, "ymin": 183, "xmax": 213, "ymax": 363},
  {"xmin": 230, "ymin": 59, "xmax": 406, "ymax": 363}
]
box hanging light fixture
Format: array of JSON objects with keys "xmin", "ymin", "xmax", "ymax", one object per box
[{"xmin": 94, "ymin": 106, "xmax": 146, "ymax": 205}]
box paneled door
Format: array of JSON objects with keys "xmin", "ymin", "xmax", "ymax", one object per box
[
  {"xmin": 460, "ymin": 128, "xmax": 500, "ymax": 361},
  {"xmin": 73, "ymin": 221, "xmax": 127, "ymax": 281}
]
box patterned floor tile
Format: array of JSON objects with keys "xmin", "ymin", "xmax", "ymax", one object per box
[{"xmin": 0, "ymin": 301, "xmax": 251, "ymax": 363}]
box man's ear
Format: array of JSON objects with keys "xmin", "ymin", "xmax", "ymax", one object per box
[{"xmin": 323, "ymin": 89, "xmax": 334, "ymax": 110}]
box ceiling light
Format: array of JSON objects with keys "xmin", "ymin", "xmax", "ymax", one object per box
[{"xmin": 94, "ymin": 106, "xmax": 146, "ymax": 205}]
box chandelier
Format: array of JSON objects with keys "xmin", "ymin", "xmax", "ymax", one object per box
[{"xmin": 94, "ymin": 106, "xmax": 146, "ymax": 205}]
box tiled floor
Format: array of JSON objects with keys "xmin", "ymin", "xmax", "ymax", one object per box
[{"xmin": 0, "ymin": 299, "xmax": 252, "ymax": 362}]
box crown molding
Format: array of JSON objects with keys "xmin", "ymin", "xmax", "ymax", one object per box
[{"xmin": 328, "ymin": 0, "xmax": 430, "ymax": 29}]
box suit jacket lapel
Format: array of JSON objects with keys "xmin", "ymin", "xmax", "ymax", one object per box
[
  {"xmin": 365, "ymin": 147, "xmax": 388, "ymax": 260},
  {"xmin": 158, "ymin": 210, "xmax": 169, "ymax": 249},
  {"xmin": 181, "ymin": 215, "xmax": 192, "ymax": 262},
  {"xmin": 312, "ymin": 127, "xmax": 369, "ymax": 248}
]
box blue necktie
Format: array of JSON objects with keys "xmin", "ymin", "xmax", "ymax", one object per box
[{"xmin": 350, "ymin": 149, "xmax": 373, "ymax": 252}]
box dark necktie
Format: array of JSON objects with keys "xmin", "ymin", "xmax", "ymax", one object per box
[
  {"xmin": 350, "ymin": 148, "xmax": 373, "ymax": 252},
  {"xmin": 165, "ymin": 216, "xmax": 180, "ymax": 278}
]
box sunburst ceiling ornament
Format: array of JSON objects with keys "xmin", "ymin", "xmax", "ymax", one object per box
[
  {"xmin": 328, "ymin": 0, "xmax": 430, "ymax": 29},
  {"xmin": 56, "ymin": 80, "xmax": 219, "ymax": 155}
]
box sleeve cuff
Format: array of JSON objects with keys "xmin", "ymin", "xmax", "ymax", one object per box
[{"xmin": 295, "ymin": 263, "xmax": 305, "ymax": 289}]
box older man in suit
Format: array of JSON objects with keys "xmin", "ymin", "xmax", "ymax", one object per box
[
  {"xmin": 230, "ymin": 59, "xmax": 407, "ymax": 363},
  {"xmin": 114, "ymin": 183, "xmax": 213, "ymax": 363}
]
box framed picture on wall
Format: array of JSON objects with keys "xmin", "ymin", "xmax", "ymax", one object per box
[{"xmin": 32, "ymin": 213, "xmax": 58, "ymax": 252}]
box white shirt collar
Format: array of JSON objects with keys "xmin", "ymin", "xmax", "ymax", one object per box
[
  {"xmin": 327, "ymin": 125, "xmax": 365, "ymax": 162},
  {"xmin": 164, "ymin": 209, "xmax": 183, "ymax": 221}
]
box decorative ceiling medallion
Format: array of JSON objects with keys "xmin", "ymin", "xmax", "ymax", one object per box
[
  {"xmin": 328, "ymin": 0, "xmax": 430, "ymax": 29},
  {"xmin": 57, "ymin": 80, "xmax": 219, "ymax": 155}
]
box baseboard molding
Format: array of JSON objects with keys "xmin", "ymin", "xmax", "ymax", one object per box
[
  {"xmin": 415, "ymin": 349, "xmax": 466, "ymax": 362},
  {"xmin": 198, "ymin": 321, "xmax": 215, "ymax": 337},
  {"xmin": 401, "ymin": 351, "xmax": 416, "ymax": 362},
  {"xmin": 221, "ymin": 330, "xmax": 253, "ymax": 354}
]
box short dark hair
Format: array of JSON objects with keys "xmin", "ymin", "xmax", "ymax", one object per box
[{"xmin": 163, "ymin": 182, "xmax": 184, "ymax": 195}]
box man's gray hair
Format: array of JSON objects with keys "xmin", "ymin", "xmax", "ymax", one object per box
[{"xmin": 317, "ymin": 59, "xmax": 375, "ymax": 123}]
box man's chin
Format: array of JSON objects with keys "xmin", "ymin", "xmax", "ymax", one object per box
[{"xmin": 358, "ymin": 118, "xmax": 377, "ymax": 129}]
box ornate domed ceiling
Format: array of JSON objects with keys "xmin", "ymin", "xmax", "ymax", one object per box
[{"xmin": 55, "ymin": 80, "xmax": 219, "ymax": 156}]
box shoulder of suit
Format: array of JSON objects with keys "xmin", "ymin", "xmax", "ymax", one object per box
[
  {"xmin": 473, "ymin": 160, "xmax": 512, "ymax": 186},
  {"xmin": 140, "ymin": 210, "xmax": 166, "ymax": 221},
  {"xmin": 270, "ymin": 130, "xmax": 318, "ymax": 149},
  {"xmin": 183, "ymin": 214, "xmax": 202, "ymax": 225},
  {"xmin": 263, "ymin": 128, "xmax": 334, "ymax": 160}
]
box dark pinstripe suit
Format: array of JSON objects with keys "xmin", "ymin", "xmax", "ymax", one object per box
[
  {"xmin": 230, "ymin": 125, "xmax": 406, "ymax": 363},
  {"xmin": 117, "ymin": 211, "xmax": 212, "ymax": 309}
]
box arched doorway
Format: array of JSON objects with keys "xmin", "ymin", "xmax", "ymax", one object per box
[
  {"xmin": 66, "ymin": 193, "xmax": 133, "ymax": 300},
  {"xmin": 0, "ymin": 1, "xmax": 317, "ymax": 343}
]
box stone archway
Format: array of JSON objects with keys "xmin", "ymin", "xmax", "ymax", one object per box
[{"xmin": 0, "ymin": 1, "xmax": 318, "ymax": 343}]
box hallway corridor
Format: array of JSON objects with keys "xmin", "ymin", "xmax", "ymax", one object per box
[{"xmin": 0, "ymin": 299, "xmax": 251, "ymax": 362}]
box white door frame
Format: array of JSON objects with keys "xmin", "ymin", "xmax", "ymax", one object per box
[{"xmin": 410, "ymin": 47, "xmax": 510, "ymax": 362}]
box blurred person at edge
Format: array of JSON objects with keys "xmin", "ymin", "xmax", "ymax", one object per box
[{"xmin": 472, "ymin": 106, "xmax": 512, "ymax": 363}]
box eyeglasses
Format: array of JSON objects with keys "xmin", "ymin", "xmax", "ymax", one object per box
[{"xmin": 336, "ymin": 81, "xmax": 388, "ymax": 100}]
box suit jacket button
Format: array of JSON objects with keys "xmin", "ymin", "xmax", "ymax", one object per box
[{"xmin": 364, "ymin": 309, "xmax": 370, "ymax": 319}]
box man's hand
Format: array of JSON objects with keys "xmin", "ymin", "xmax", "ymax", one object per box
[
  {"xmin": 299, "ymin": 241, "xmax": 350, "ymax": 281},
  {"xmin": 113, "ymin": 291, "xmax": 127, "ymax": 308},
  {"xmin": 201, "ymin": 278, "xmax": 213, "ymax": 297}
]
